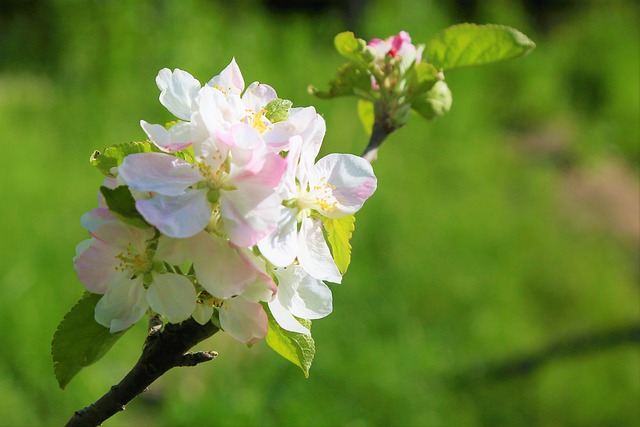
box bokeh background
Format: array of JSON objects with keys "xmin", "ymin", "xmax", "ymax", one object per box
[{"xmin": 1, "ymin": 0, "xmax": 638, "ymax": 425}]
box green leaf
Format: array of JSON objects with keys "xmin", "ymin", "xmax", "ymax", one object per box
[
  {"xmin": 52, "ymin": 293, "xmax": 127, "ymax": 389},
  {"xmin": 426, "ymin": 24, "xmax": 535, "ymax": 71},
  {"xmin": 90, "ymin": 141, "xmax": 159, "ymax": 177},
  {"xmin": 264, "ymin": 98, "xmax": 293, "ymax": 123},
  {"xmin": 408, "ymin": 62, "xmax": 440, "ymax": 95},
  {"xmin": 322, "ymin": 214, "xmax": 356, "ymax": 274},
  {"xmin": 411, "ymin": 80, "xmax": 453, "ymax": 120},
  {"xmin": 308, "ymin": 62, "xmax": 372, "ymax": 100},
  {"xmin": 334, "ymin": 31, "xmax": 375, "ymax": 65},
  {"xmin": 264, "ymin": 306, "xmax": 315, "ymax": 378},
  {"xmin": 100, "ymin": 185, "xmax": 150, "ymax": 229},
  {"xmin": 357, "ymin": 99, "xmax": 374, "ymax": 136}
]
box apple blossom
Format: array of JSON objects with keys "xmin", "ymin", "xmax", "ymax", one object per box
[{"xmin": 73, "ymin": 208, "xmax": 196, "ymax": 332}]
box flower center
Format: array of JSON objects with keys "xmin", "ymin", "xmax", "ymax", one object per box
[
  {"xmin": 114, "ymin": 243, "xmax": 152, "ymax": 278},
  {"xmin": 296, "ymin": 176, "xmax": 338, "ymax": 214}
]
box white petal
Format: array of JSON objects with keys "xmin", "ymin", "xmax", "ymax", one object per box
[
  {"xmin": 219, "ymin": 297, "xmax": 267, "ymax": 344},
  {"xmin": 206, "ymin": 58, "xmax": 245, "ymax": 95},
  {"xmin": 192, "ymin": 302, "xmax": 214, "ymax": 325},
  {"xmin": 156, "ymin": 68, "xmax": 201, "ymax": 120},
  {"xmin": 119, "ymin": 152, "xmax": 202, "ymax": 196},
  {"xmin": 268, "ymin": 297, "xmax": 310, "ymax": 335},
  {"xmin": 274, "ymin": 265, "xmax": 332, "ymax": 320},
  {"xmin": 297, "ymin": 217, "xmax": 342, "ymax": 283},
  {"xmin": 309, "ymin": 153, "xmax": 377, "ymax": 217},
  {"xmin": 220, "ymin": 187, "xmax": 282, "ymax": 247},
  {"xmin": 95, "ymin": 276, "xmax": 148, "ymax": 333},
  {"xmin": 147, "ymin": 273, "xmax": 196, "ymax": 324},
  {"xmin": 73, "ymin": 238, "xmax": 125, "ymax": 294},
  {"xmin": 242, "ymin": 82, "xmax": 277, "ymax": 112},
  {"xmin": 257, "ymin": 206, "xmax": 298, "ymax": 267},
  {"xmin": 190, "ymin": 232, "xmax": 257, "ymax": 298},
  {"xmin": 135, "ymin": 190, "xmax": 210, "ymax": 238},
  {"xmin": 140, "ymin": 120, "xmax": 193, "ymax": 153}
]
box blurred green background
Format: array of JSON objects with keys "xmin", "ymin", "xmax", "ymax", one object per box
[{"xmin": 1, "ymin": 0, "xmax": 638, "ymax": 425}]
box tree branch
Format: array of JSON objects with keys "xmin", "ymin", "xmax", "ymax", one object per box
[
  {"xmin": 66, "ymin": 318, "xmax": 219, "ymax": 427},
  {"xmin": 361, "ymin": 108, "xmax": 399, "ymax": 162}
]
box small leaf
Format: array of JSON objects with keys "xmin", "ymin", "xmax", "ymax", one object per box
[
  {"xmin": 100, "ymin": 185, "xmax": 150, "ymax": 229},
  {"xmin": 411, "ymin": 80, "xmax": 453, "ymax": 120},
  {"xmin": 323, "ymin": 214, "xmax": 356, "ymax": 274},
  {"xmin": 426, "ymin": 24, "xmax": 535, "ymax": 71},
  {"xmin": 52, "ymin": 293, "xmax": 127, "ymax": 389},
  {"xmin": 408, "ymin": 62, "xmax": 440, "ymax": 95},
  {"xmin": 308, "ymin": 62, "xmax": 372, "ymax": 100},
  {"xmin": 334, "ymin": 31, "xmax": 375, "ymax": 65},
  {"xmin": 264, "ymin": 98, "xmax": 293, "ymax": 123},
  {"xmin": 264, "ymin": 306, "xmax": 315, "ymax": 378},
  {"xmin": 357, "ymin": 100, "xmax": 374, "ymax": 136},
  {"xmin": 90, "ymin": 141, "xmax": 160, "ymax": 177}
]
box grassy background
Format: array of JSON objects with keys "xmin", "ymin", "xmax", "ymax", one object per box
[{"xmin": 0, "ymin": 0, "xmax": 638, "ymax": 425}]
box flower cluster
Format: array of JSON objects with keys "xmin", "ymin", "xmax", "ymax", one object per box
[{"xmin": 74, "ymin": 60, "xmax": 377, "ymax": 344}]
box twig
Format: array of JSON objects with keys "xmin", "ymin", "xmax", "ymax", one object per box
[{"xmin": 66, "ymin": 318, "xmax": 219, "ymax": 427}]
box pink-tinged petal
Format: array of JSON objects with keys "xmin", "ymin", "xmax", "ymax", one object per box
[
  {"xmin": 228, "ymin": 145, "xmax": 287, "ymax": 189},
  {"xmin": 310, "ymin": 153, "xmax": 377, "ymax": 217},
  {"xmin": 192, "ymin": 302, "xmax": 214, "ymax": 325},
  {"xmin": 136, "ymin": 190, "xmax": 210, "ymax": 238},
  {"xmin": 274, "ymin": 265, "xmax": 332, "ymax": 320},
  {"xmin": 190, "ymin": 232, "xmax": 257, "ymax": 298},
  {"xmin": 219, "ymin": 297, "xmax": 268, "ymax": 344},
  {"xmin": 236, "ymin": 249, "xmax": 278, "ymax": 302},
  {"xmin": 207, "ymin": 58, "xmax": 245, "ymax": 95},
  {"xmin": 156, "ymin": 68, "xmax": 201, "ymax": 120},
  {"xmin": 80, "ymin": 208, "xmax": 116, "ymax": 234},
  {"xmin": 73, "ymin": 238, "xmax": 123, "ymax": 294},
  {"xmin": 140, "ymin": 120, "xmax": 193, "ymax": 153},
  {"xmin": 242, "ymin": 82, "xmax": 277, "ymax": 112},
  {"xmin": 220, "ymin": 187, "xmax": 282, "ymax": 247},
  {"xmin": 297, "ymin": 112, "xmax": 326, "ymax": 184},
  {"xmin": 195, "ymin": 86, "xmax": 245, "ymax": 137},
  {"xmin": 268, "ymin": 297, "xmax": 310, "ymax": 335},
  {"xmin": 147, "ymin": 273, "xmax": 196, "ymax": 324},
  {"xmin": 297, "ymin": 216, "xmax": 342, "ymax": 283},
  {"xmin": 257, "ymin": 206, "xmax": 298, "ymax": 267},
  {"xmin": 88, "ymin": 215, "xmax": 154, "ymax": 249},
  {"xmin": 119, "ymin": 152, "xmax": 202, "ymax": 196},
  {"xmin": 94, "ymin": 276, "xmax": 148, "ymax": 333},
  {"xmin": 263, "ymin": 106, "xmax": 319, "ymax": 154},
  {"xmin": 155, "ymin": 235, "xmax": 193, "ymax": 266}
]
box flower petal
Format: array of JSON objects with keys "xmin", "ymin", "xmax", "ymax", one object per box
[
  {"xmin": 190, "ymin": 232, "xmax": 257, "ymax": 298},
  {"xmin": 257, "ymin": 206, "xmax": 298, "ymax": 267},
  {"xmin": 119, "ymin": 152, "xmax": 202, "ymax": 196},
  {"xmin": 140, "ymin": 120, "xmax": 193, "ymax": 153},
  {"xmin": 297, "ymin": 216, "xmax": 342, "ymax": 283},
  {"xmin": 242, "ymin": 82, "xmax": 277, "ymax": 113},
  {"xmin": 73, "ymin": 238, "xmax": 124, "ymax": 294},
  {"xmin": 156, "ymin": 68, "xmax": 201, "ymax": 120},
  {"xmin": 219, "ymin": 297, "xmax": 268, "ymax": 344},
  {"xmin": 268, "ymin": 297, "xmax": 310, "ymax": 335},
  {"xmin": 220, "ymin": 186, "xmax": 282, "ymax": 247},
  {"xmin": 274, "ymin": 265, "xmax": 333, "ymax": 320},
  {"xmin": 94, "ymin": 276, "xmax": 148, "ymax": 333},
  {"xmin": 135, "ymin": 190, "xmax": 210, "ymax": 238},
  {"xmin": 309, "ymin": 153, "xmax": 377, "ymax": 217},
  {"xmin": 146, "ymin": 273, "xmax": 196, "ymax": 324},
  {"xmin": 207, "ymin": 58, "xmax": 245, "ymax": 95},
  {"xmin": 192, "ymin": 302, "xmax": 214, "ymax": 325}
]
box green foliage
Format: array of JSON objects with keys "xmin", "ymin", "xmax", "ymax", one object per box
[
  {"xmin": 322, "ymin": 214, "xmax": 356, "ymax": 274},
  {"xmin": 426, "ymin": 24, "xmax": 536, "ymax": 71},
  {"xmin": 334, "ymin": 31, "xmax": 375, "ymax": 65},
  {"xmin": 411, "ymin": 80, "xmax": 453, "ymax": 120},
  {"xmin": 90, "ymin": 141, "xmax": 159, "ymax": 177},
  {"xmin": 357, "ymin": 100, "xmax": 375, "ymax": 136},
  {"xmin": 308, "ymin": 62, "xmax": 372, "ymax": 99},
  {"xmin": 52, "ymin": 293, "xmax": 126, "ymax": 389},
  {"xmin": 264, "ymin": 306, "xmax": 315, "ymax": 378},
  {"xmin": 264, "ymin": 98, "xmax": 293, "ymax": 123},
  {"xmin": 99, "ymin": 185, "xmax": 150, "ymax": 229}
]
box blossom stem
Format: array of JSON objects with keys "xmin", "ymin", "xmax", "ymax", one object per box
[
  {"xmin": 65, "ymin": 318, "xmax": 219, "ymax": 427},
  {"xmin": 361, "ymin": 107, "xmax": 401, "ymax": 162}
]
